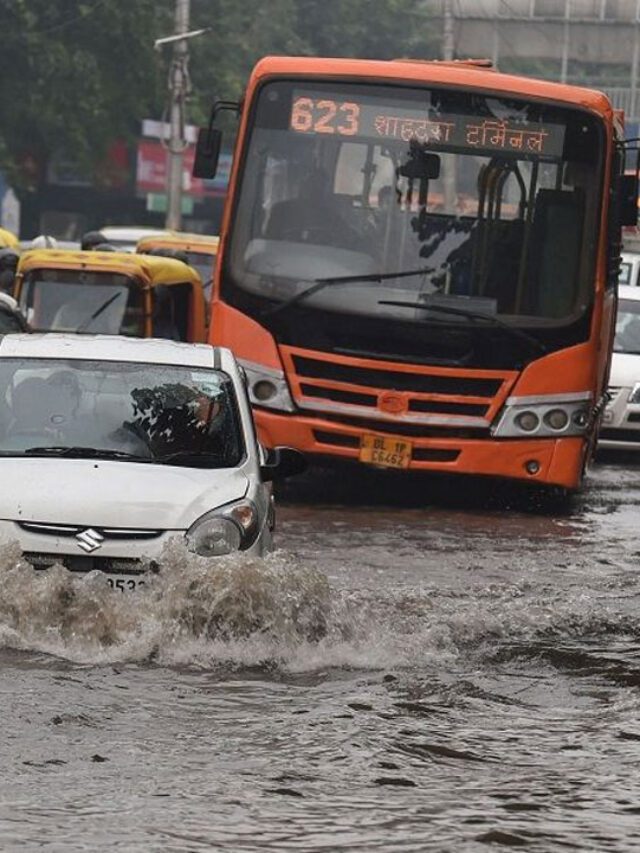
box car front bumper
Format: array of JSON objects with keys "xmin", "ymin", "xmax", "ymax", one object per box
[{"xmin": 599, "ymin": 387, "xmax": 640, "ymax": 451}]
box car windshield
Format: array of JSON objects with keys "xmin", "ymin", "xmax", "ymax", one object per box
[
  {"xmin": 0, "ymin": 358, "xmax": 244, "ymax": 466},
  {"xmin": 614, "ymin": 299, "xmax": 640, "ymax": 354},
  {"xmin": 19, "ymin": 270, "xmax": 144, "ymax": 335},
  {"xmin": 619, "ymin": 261, "xmax": 632, "ymax": 286},
  {"xmin": 228, "ymin": 80, "xmax": 602, "ymax": 328}
]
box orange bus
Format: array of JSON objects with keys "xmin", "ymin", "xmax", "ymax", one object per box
[{"xmin": 194, "ymin": 56, "xmax": 638, "ymax": 490}]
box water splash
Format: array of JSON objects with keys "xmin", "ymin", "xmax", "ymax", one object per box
[{"xmin": 0, "ymin": 538, "xmax": 637, "ymax": 672}]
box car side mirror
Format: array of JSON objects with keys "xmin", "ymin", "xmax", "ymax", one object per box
[
  {"xmin": 260, "ymin": 446, "xmax": 307, "ymax": 482},
  {"xmin": 193, "ymin": 127, "xmax": 222, "ymax": 180}
]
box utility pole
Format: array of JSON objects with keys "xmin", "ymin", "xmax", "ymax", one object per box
[
  {"xmin": 442, "ymin": 0, "xmax": 456, "ymax": 213},
  {"xmin": 560, "ymin": 0, "xmax": 570, "ymax": 84},
  {"xmin": 165, "ymin": 0, "xmax": 190, "ymax": 231},
  {"xmin": 443, "ymin": 0, "xmax": 454, "ymax": 62}
]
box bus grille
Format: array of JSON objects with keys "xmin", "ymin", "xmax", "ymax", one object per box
[{"xmin": 281, "ymin": 346, "xmax": 516, "ymax": 430}]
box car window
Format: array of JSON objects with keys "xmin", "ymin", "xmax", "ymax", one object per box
[
  {"xmin": 614, "ymin": 299, "xmax": 640, "ymax": 354},
  {"xmin": 0, "ymin": 358, "xmax": 245, "ymax": 466},
  {"xmin": 619, "ymin": 261, "xmax": 632, "ymax": 285}
]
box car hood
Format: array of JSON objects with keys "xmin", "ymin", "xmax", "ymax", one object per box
[
  {"xmin": 610, "ymin": 353, "xmax": 640, "ymax": 388},
  {"xmin": 0, "ymin": 458, "xmax": 249, "ymax": 530}
]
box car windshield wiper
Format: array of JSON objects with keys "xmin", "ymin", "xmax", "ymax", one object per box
[
  {"xmin": 23, "ymin": 446, "xmax": 151, "ymax": 461},
  {"xmin": 153, "ymin": 450, "xmax": 226, "ymax": 467},
  {"xmin": 262, "ymin": 266, "xmax": 433, "ymax": 317},
  {"xmin": 76, "ymin": 291, "xmax": 123, "ymax": 333},
  {"xmin": 378, "ymin": 299, "xmax": 548, "ymax": 355}
]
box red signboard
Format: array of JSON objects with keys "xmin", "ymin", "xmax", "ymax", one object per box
[{"xmin": 136, "ymin": 140, "xmax": 230, "ymax": 198}]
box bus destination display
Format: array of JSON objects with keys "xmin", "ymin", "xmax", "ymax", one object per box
[{"xmin": 290, "ymin": 90, "xmax": 566, "ymax": 159}]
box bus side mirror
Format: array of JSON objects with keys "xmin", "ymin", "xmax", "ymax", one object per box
[
  {"xmin": 619, "ymin": 173, "xmax": 638, "ymax": 226},
  {"xmin": 260, "ymin": 446, "xmax": 307, "ymax": 482},
  {"xmin": 193, "ymin": 127, "xmax": 222, "ymax": 179}
]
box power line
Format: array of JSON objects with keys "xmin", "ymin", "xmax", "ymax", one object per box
[{"xmin": 22, "ymin": 0, "xmax": 109, "ymax": 37}]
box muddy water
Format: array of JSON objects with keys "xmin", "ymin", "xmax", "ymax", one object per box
[{"xmin": 2, "ymin": 464, "xmax": 640, "ymax": 851}]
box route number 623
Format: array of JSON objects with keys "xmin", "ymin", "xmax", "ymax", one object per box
[{"xmin": 290, "ymin": 97, "xmax": 360, "ymax": 137}]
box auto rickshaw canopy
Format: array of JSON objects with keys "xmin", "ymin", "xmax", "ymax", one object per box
[
  {"xmin": 136, "ymin": 232, "xmax": 219, "ymax": 256},
  {"xmin": 17, "ymin": 248, "xmax": 203, "ymax": 289},
  {"xmin": 15, "ymin": 249, "xmax": 207, "ymax": 342}
]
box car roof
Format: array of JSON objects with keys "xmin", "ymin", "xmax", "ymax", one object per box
[
  {"xmin": 100, "ymin": 226, "xmax": 168, "ymax": 241},
  {"xmin": 0, "ymin": 333, "xmax": 235, "ymax": 370},
  {"xmin": 618, "ymin": 284, "xmax": 640, "ymax": 301}
]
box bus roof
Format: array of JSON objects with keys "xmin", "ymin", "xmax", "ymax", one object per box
[
  {"xmin": 17, "ymin": 249, "xmax": 203, "ymax": 287},
  {"xmin": 249, "ymin": 56, "xmax": 614, "ymax": 117}
]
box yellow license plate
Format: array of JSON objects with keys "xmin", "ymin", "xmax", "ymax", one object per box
[{"xmin": 359, "ymin": 434, "xmax": 412, "ymax": 469}]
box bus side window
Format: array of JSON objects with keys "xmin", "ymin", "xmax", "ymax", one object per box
[{"xmin": 527, "ymin": 189, "xmax": 584, "ymax": 317}]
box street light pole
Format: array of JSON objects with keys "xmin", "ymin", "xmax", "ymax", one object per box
[
  {"xmin": 442, "ymin": 0, "xmax": 457, "ymax": 213},
  {"xmin": 165, "ymin": 0, "xmax": 190, "ymax": 231}
]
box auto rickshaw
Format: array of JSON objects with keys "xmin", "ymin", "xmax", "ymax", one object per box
[
  {"xmin": 136, "ymin": 232, "xmax": 219, "ymax": 302},
  {"xmin": 14, "ymin": 249, "xmax": 207, "ymax": 342}
]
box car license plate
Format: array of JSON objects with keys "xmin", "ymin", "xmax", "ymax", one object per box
[
  {"xmin": 359, "ymin": 434, "xmax": 412, "ymax": 469},
  {"xmin": 106, "ymin": 575, "xmax": 147, "ymax": 592}
]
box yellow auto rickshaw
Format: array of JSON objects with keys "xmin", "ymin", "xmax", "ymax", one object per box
[
  {"xmin": 136, "ymin": 232, "xmax": 219, "ymax": 302},
  {"xmin": 14, "ymin": 249, "xmax": 207, "ymax": 342}
]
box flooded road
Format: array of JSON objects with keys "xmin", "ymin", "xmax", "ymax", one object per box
[{"xmin": 2, "ymin": 462, "xmax": 640, "ymax": 851}]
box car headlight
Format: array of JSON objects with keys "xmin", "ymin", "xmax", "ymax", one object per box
[
  {"xmin": 492, "ymin": 393, "xmax": 592, "ymax": 438},
  {"xmin": 186, "ymin": 499, "xmax": 259, "ymax": 556},
  {"xmin": 629, "ymin": 383, "xmax": 640, "ymax": 404},
  {"xmin": 238, "ymin": 359, "xmax": 295, "ymax": 412}
]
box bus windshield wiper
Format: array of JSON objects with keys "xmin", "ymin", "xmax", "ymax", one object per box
[
  {"xmin": 23, "ymin": 446, "xmax": 151, "ymax": 461},
  {"xmin": 76, "ymin": 291, "xmax": 123, "ymax": 333},
  {"xmin": 378, "ymin": 299, "xmax": 548, "ymax": 355},
  {"xmin": 263, "ymin": 266, "xmax": 433, "ymax": 317}
]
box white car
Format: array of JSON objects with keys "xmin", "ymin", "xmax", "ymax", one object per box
[
  {"xmin": 620, "ymin": 252, "xmax": 640, "ymax": 288},
  {"xmin": 600, "ymin": 284, "xmax": 640, "ymax": 450},
  {"xmin": 98, "ymin": 226, "xmax": 167, "ymax": 253},
  {"xmin": 0, "ymin": 334, "xmax": 305, "ymax": 589}
]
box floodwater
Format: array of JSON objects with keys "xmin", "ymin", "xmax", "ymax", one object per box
[{"xmin": 2, "ymin": 462, "xmax": 640, "ymax": 851}]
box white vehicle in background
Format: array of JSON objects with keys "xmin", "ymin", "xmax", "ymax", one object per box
[
  {"xmin": 619, "ymin": 252, "xmax": 640, "ymax": 288},
  {"xmin": 99, "ymin": 226, "xmax": 167, "ymax": 253},
  {"xmin": 600, "ymin": 285, "xmax": 640, "ymax": 451},
  {"xmin": 0, "ymin": 335, "xmax": 305, "ymax": 589}
]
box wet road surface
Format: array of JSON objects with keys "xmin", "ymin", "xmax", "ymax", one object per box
[{"xmin": 1, "ymin": 461, "xmax": 640, "ymax": 850}]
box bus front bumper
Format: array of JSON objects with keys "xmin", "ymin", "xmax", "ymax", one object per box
[{"xmin": 254, "ymin": 409, "xmax": 587, "ymax": 489}]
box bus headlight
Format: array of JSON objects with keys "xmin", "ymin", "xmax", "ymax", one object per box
[
  {"xmin": 492, "ymin": 394, "xmax": 592, "ymax": 438},
  {"xmin": 238, "ymin": 359, "xmax": 295, "ymax": 412},
  {"xmin": 186, "ymin": 499, "xmax": 259, "ymax": 556}
]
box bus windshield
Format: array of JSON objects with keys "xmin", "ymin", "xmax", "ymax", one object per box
[
  {"xmin": 20, "ymin": 269, "xmax": 144, "ymax": 336},
  {"xmin": 228, "ymin": 80, "xmax": 603, "ymax": 330}
]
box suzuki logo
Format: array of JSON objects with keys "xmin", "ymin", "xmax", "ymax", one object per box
[{"xmin": 76, "ymin": 529, "xmax": 104, "ymax": 553}]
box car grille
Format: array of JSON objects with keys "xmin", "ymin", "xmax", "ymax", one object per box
[
  {"xmin": 599, "ymin": 427, "xmax": 640, "ymax": 443},
  {"xmin": 18, "ymin": 522, "xmax": 162, "ymax": 540},
  {"xmin": 281, "ymin": 345, "xmax": 516, "ymax": 431},
  {"xmin": 24, "ymin": 553, "xmax": 149, "ymax": 574}
]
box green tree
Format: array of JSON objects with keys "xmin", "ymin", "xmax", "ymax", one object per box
[
  {"xmin": 187, "ymin": 0, "xmax": 438, "ymax": 122},
  {"xmin": 0, "ymin": 0, "xmax": 169, "ymax": 190}
]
